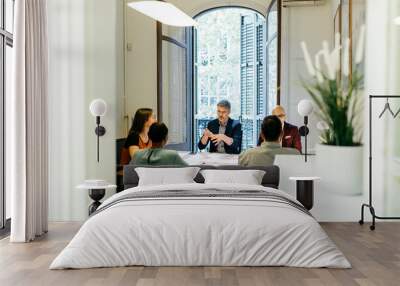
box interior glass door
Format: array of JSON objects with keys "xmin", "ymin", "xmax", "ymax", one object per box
[{"xmin": 161, "ymin": 25, "xmax": 192, "ymax": 151}]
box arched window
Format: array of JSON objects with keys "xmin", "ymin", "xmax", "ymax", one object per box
[
  {"xmin": 193, "ymin": 7, "xmax": 276, "ymax": 150},
  {"xmin": 158, "ymin": 3, "xmax": 280, "ymax": 152}
]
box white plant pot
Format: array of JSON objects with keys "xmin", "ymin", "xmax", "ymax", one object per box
[{"xmin": 316, "ymin": 144, "xmax": 364, "ymax": 196}]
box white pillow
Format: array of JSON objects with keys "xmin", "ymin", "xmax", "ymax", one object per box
[
  {"xmin": 200, "ymin": 169, "xmax": 266, "ymax": 185},
  {"xmin": 135, "ymin": 167, "xmax": 201, "ymax": 186}
]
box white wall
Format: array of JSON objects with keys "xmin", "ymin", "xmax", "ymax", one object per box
[
  {"xmin": 122, "ymin": 1, "xmax": 157, "ymax": 137},
  {"xmin": 47, "ymin": 0, "xmax": 123, "ymax": 221},
  {"xmin": 281, "ymin": 2, "xmax": 334, "ymax": 151}
]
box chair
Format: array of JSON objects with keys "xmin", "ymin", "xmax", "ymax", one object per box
[{"xmin": 116, "ymin": 138, "xmax": 130, "ymax": 192}]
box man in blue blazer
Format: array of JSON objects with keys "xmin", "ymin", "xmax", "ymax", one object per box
[{"xmin": 198, "ymin": 100, "xmax": 242, "ymax": 154}]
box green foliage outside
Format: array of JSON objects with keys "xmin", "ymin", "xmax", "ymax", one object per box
[{"xmin": 196, "ymin": 8, "xmax": 254, "ymax": 119}]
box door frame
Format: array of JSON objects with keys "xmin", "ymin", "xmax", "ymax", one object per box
[{"xmin": 157, "ymin": 23, "xmax": 194, "ymax": 151}]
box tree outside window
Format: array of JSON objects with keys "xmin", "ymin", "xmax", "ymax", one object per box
[{"xmin": 194, "ymin": 7, "xmax": 276, "ymax": 151}]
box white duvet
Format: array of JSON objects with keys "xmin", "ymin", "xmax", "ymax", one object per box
[{"xmin": 50, "ymin": 183, "xmax": 350, "ymax": 269}]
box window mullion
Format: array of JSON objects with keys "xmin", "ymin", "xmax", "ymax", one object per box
[{"xmin": 252, "ymin": 14, "xmax": 258, "ymax": 148}]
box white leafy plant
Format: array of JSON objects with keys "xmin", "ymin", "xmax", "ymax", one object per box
[{"xmin": 300, "ymin": 25, "xmax": 365, "ymax": 146}]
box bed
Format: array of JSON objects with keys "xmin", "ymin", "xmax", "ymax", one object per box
[{"xmin": 50, "ymin": 165, "xmax": 350, "ymax": 269}]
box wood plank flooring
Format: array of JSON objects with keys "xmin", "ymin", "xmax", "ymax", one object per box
[{"xmin": 0, "ymin": 222, "xmax": 399, "ymax": 286}]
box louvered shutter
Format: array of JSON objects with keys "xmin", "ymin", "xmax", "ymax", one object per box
[
  {"xmin": 240, "ymin": 14, "xmax": 255, "ymax": 149},
  {"xmin": 240, "ymin": 14, "xmax": 266, "ymax": 149}
]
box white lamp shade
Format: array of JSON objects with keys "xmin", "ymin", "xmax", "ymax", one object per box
[
  {"xmin": 394, "ymin": 16, "xmax": 400, "ymax": 25},
  {"xmin": 127, "ymin": 1, "xmax": 197, "ymax": 27},
  {"xmin": 89, "ymin": 99, "xmax": 107, "ymax": 117},
  {"xmin": 298, "ymin": 99, "xmax": 314, "ymax": 116}
]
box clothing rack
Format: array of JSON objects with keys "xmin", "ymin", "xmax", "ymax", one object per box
[{"xmin": 359, "ymin": 95, "xmax": 400, "ymax": 230}]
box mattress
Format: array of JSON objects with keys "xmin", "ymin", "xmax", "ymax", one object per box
[{"xmin": 50, "ymin": 183, "xmax": 350, "ymax": 269}]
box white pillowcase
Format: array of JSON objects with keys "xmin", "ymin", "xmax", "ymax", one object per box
[
  {"xmin": 200, "ymin": 169, "xmax": 266, "ymax": 185},
  {"xmin": 135, "ymin": 167, "xmax": 201, "ymax": 186}
]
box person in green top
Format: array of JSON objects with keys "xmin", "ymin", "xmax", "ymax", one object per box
[
  {"xmin": 239, "ymin": 115, "xmax": 300, "ymax": 167},
  {"xmin": 131, "ymin": 122, "xmax": 188, "ymax": 166}
]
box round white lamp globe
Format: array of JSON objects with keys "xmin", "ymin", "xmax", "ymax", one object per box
[
  {"xmin": 297, "ymin": 99, "xmax": 314, "ymax": 116},
  {"xmin": 89, "ymin": 99, "xmax": 107, "ymax": 117}
]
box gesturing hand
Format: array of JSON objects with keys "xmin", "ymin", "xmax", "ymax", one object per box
[
  {"xmin": 200, "ymin": 128, "xmax": 214, "ymax": 145},
  {"xmin": 210, "ymin": 134, "xmax": 224, "ymax": 145},
  {"xmin": 203, "ymin": 128, "xmax": 213, "ymax": 139}
]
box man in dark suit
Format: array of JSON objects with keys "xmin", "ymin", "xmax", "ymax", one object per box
[
  {"xmin": 257, "ymin": 105, "xmax": 302, "ymax": 153},
  {"xmin": 273, "ymin": 105, "xmax": 302, "ymax": 153},
  {"xmin": 198, "ymin": 100, "xmax": 242, "ymax": 154}
]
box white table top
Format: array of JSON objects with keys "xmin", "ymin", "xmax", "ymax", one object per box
[
  {"xmin": 178, "ymin": 151, "xmax": 239, "ymax": 166},
  {"xmin": 76, "ymin": 180, "xmax": 117, "ymax": 190},
  {"xmin": 289, "ymin": 176, "xmax": 321, "ymax": 181}
]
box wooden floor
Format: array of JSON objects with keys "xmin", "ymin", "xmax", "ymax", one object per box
[{"xmin": 0, "ymin": 222, "xmax": 399, "ymax": 286}]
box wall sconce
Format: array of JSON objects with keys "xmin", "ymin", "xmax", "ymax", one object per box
[
  {"xmin": 297, "ymin": 99, "xmax": 314, "ymax": 162},
  {"xmin": 89, "ymin": 99, "xmax": 107, "ymax": 162}
]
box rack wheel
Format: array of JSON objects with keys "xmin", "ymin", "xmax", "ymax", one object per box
[
  {"xmin": 358, "ymin": 220, "xmax": 364, "ymax": 225},
  {"xmin": 370, "ymin": 225, "xmax": 375, "ymax": 231}
]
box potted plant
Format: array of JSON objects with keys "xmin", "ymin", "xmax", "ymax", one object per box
[{"xmin": 300, "ymin": 27, "xmax": 365, "ymax": 195}]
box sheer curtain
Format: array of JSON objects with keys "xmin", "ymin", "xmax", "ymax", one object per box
[
  {"xmin": 365, "ymin": 0, "xmax": 400, "ymax": 217},
  {"xmin": 10, "ymin": 0, "xmax": 48, "ymax": 242}
]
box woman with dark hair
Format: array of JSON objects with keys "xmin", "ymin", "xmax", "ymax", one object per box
[
  {"xmin": 125, "ymin": 108, "xmax": 156, "ymax": 160},
  {"xmin": 131, "ymin": 123, "xmax": 187, "ymax": 166}
]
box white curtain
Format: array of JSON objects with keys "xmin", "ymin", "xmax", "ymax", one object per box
[
  {"xmin": 365, "ymin": 0, "xmax": 400, "ymax": 216},
  {"xmin": 10, "ymin": 0, "xmax": 48, "ymax": 242}
]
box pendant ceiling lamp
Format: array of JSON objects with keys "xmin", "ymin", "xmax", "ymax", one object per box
[{"xmin": 127, "ymin": 1, "xmax": 197, "ymax": 27}]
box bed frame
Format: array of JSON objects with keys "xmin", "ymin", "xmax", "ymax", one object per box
[{"xmin": 123, "ymin": 165, "xmax": 280, "ymax": 189}]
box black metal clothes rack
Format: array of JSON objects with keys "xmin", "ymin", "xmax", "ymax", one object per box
[{"xmin": 359, "ymin": 95, "xmax": 400, "ymax": 230}]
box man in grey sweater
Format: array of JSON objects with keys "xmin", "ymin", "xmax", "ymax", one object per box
[
  {"xmin": 239, "ymin": 115, "xmax": 300, "ymax": 166},
  {"xmin": 131, "ymin": 123, "xmax": 188, "ymax": 167}
]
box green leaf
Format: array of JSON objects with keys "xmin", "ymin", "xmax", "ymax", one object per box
[{"xmin": 301, "ymin": 69, "xmax": 364, "ymax": 146}]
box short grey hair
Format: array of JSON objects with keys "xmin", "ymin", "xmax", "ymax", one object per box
[{"xmin": 217, "ymin": 99, "xmax": 231, "ymax": 110}]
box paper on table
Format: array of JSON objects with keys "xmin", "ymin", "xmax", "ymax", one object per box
[{"xmin": 179, "ymin": 152, "xmax": 239, "ymax": 166}]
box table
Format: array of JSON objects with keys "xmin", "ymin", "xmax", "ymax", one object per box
[
  {"xmin": 77, "ymin": 181, "xmax": 117, "ymax": 215},
  {"xmin": 178, "ymin": 152, "xmax": 239, "ymax": 166},
  {"xmin": 289, "ymin": 176, "xmax": 320, "ymax": 210}
]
